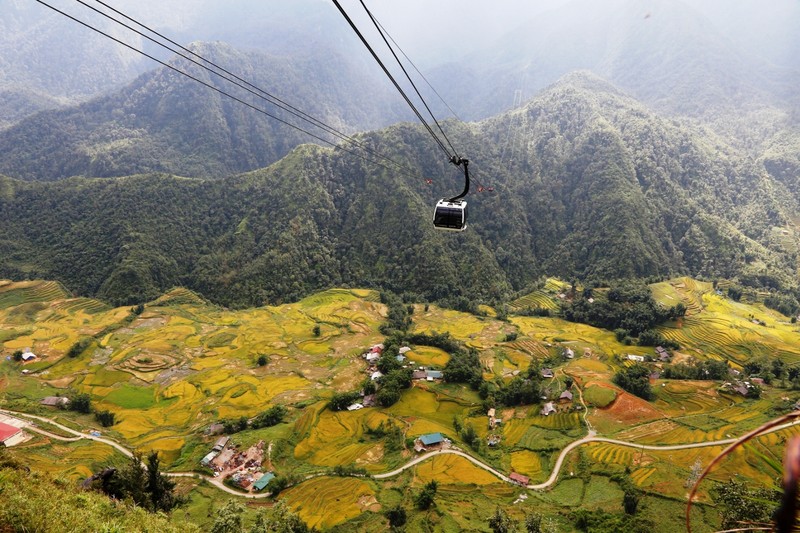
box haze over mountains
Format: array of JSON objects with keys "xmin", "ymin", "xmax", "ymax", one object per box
[{"xmin": 0, "ymin": 0, "xmax": 798, "ymax": 307}]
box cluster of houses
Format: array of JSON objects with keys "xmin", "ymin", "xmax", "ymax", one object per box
[
  {"xmin": 200, "ymin": 437, "xmax": 273, "ymax": 491},
  {"xmin": 624, "ymin": 346, "xmax": 673, "ymax": 364},
  {"xmin": 351, "ymin": 343, "xmax": 444, "ymax": 411},
  {"xmin": 720, "ymin": 377, "xmax": 763, "ymax": 397}
]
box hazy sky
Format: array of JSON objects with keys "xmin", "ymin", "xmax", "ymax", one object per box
[{"xmin": 334, "ymin": 0, "xmax": 574, "ymax": 65}]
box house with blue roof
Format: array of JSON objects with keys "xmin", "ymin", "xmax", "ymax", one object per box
[
  {"xmin": 253, "ymin": 472, "xmax": 275, "ymax": 491},
  {"xmin": 414, "ymin": 432, "xmax": 445, "ymax": 452}
]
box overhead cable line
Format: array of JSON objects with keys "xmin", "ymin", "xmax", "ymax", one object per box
[
  {"xmin": 68, "ymin": 0, "xmax": 428, "ymax": 183},
  {"xmin": 332, "ymin": 1, "xmax": 491, "ymax": 195},
  {"xmin": 356, "ymin": 0, "xmax": 460, "ymax": 160},
  {"xmin": 372, "ymin": 17, "xmax": 463, "ymax": 123},
  {"xmin": 331, "ymin": 0, "xmax": 455, "ymax": 162}
]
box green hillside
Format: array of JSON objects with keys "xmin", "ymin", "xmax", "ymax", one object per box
[{"xmin": 0, "ymin": 74, "xmax": 797, "ymax": 308}]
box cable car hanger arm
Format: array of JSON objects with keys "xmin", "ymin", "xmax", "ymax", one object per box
[{"xmin": 448, "ymin": 156, "xmax": 469, "ymax": 202}]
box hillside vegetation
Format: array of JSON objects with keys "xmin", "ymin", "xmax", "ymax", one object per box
[{"xmin": 1, "ymin": 73, "xmax": 798, "ymax": 308}]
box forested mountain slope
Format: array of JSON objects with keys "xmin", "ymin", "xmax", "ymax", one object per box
[
  {"xmin": 0, "ymin": 41, "xmax": 408, "ymax": 181},
  {"xmin": 0, "ymin": 73, "xmax": 796, "ymax": 307}
]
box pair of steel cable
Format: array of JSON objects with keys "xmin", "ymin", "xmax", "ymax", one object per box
[
  {"xmin": 332, "ymin": 0, "xmax": 492, "ymax": 192},
  {"xmin": 34, "ymin": 0, "xmax": 441, "ymax": 186}
]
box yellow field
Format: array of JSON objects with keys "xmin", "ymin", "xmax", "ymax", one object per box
[
  {"xmin": 414, "ymin": 454, "xmax": 499, "ymax": 485},
  {"xmin": 281, "ymin": 476, "xmax": 377, "ymax": 529},
  {"xmin": 294, "ymin": 408, "xmax": 392, "ymax": 470},
  {"xmin": 406, "ymin": 346, "xmax": 450, "ymax": 367},
  {"xmin": 510, "ymin": 450, "xmax": 542, "ymax": 478}
]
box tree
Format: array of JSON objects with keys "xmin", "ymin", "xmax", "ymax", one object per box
[
  {"xmin": 261, "ymin": 501, "xmax": 311, "ymax": 532},
  {"xmin": 66, "ymin": 337, "xmax": 93, "ymax": 358},
  {"xmin": 613, "ymin": 365, "xmax": 654, "ymax": 400},
  {"xmin": 385, "ymin": 505, "xmax": 407, "ymax": 528},
  {"xmin": 623, "ymin": 490, "xmax": 639, "ymax": 515},
  {"xmin": 415, "ymin": 480, "xmax": 438, "ymax": 510},
  {"xmin": 488, "ymin": 506, "xmax": 517, "ymax": 533},
  {"xmin": 712, "ymin": 479, "xmax": 779, "ymax": 530},
  {"xmin": 312, "ymin": 325, "xmax": 321, "ymax": 337},
  {"xmin": 113, "ymin": 451, "xmax": 149, "ymax": 508},
  {"xmin": 12, "ymin": 350, "xmax": 23, "ymax": 362},
  {"xmin": 525, "ymin": 513, "xmax": 548, "ymax": 533},
  {"xmin": 211, "ymin": 500, "xmax": 245, "ymax": 533},
  {"xmin": 252, "ymin": 405, "xmax": 287, "ymax": 428},
  {"xmin": 461, "ymin": 423, "xmax": 479, "ymax": 451},
  {"xmin": 146, "ymin": 451, "xmax": 177, "ymax": 512},
  {"xmin": 257, "ymin": 354, "xmax": 268, "ymax": 367},
  {"xmin": 69, "ymin": 392, "xmax": 92, "ymax": 414},
  {"xmin": 328, "ymin": 391, "xmax": 360, "ymax": 411},
  {"xmin": 95, "ymin": 410, "xmax": 115, "ymax": 427},
  {"xmin": 376, "ymin": 385, "xmax": 401, "ymax": 407}
]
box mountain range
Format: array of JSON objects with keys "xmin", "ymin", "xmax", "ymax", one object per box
[
  {"xmin": 1, "ymin": 70, "xmax": 797, "ymax": 307},
  {"xmin": 0, "ymin": 0, "xmax": 798, "ymax": 307}
]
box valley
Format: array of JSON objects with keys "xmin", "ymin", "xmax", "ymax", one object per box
[{"xmin": 3, "ymin": 277, "xmax": 800, "ymax": 530}]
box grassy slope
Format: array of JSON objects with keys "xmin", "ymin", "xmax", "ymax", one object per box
[{"xmin": 2, "ymin": 277, "xmax": 799, "ymax": 530}]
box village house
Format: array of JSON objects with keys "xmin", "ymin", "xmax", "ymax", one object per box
[
  {"xmin": 412, "ymin": 370, "xmax": 427, "ymax": 380},
  {"xmin": 0, "ymin": 421, "xmax": 25, "ymax": 447},
  {"xmin": 21, "ymin": 350, "xmax": 37, "ymax": 362},
  {"xmin": 201, "ymin": 450, "xmax": 219, "ymax": 467},
  {"xmin": 541, "ymin": 368, "xmax": 554, "ymax": 379},
  {"xmin": 559, "ymin": 390, "xmax": 573, "ymax": 402},
  {"xmin": 626, "ymin": 354, "xmax": 645, "ymax": 362},
  {"xmin": 206, "ymin": 423, "xmax": 225, "ymax": 436},
  {"xmin": 540, "ymin": 402, "xmax": 556, "ymax": 416},
  {"xmin": 509, "ymin": 472, "xmax": 530, "ymax": 486},
  {"xmin": 370, "ymin": 370, "xmax": 384, "ymax": 381},
  {"xmin": 40, "ymin": 396, "xmax": 70, "ymax": 408},
  {"xmin": 362, "ymin": 394, "xmax": 376, "ymax": 407},
  {"xmin": 253, "ymin": 472, "xmax": 275, "ymax": 492},
  {"xmin": 398, "ymin": 346, "xmax": 411, "ymax": 354},
  {"xmin": 563, "ymin": 348, "xmax": 574, "ymax": 359},
  {"xmin": 213, "ymin": 436, "xmax": 229, "ymax": 453},
  {"xmin": 426, "ymin": 370, "xmax": 443, "ymax": 380},
  {"xmin": 414, "ymin": 432, "xmax": 444, "ymax": 452}
]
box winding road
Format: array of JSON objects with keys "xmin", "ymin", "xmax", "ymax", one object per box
[{"xmin": 3, "ymin": 407, "xmax": 799, "ymax": 495}]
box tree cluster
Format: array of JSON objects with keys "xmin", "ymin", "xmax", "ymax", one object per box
[
  {"xmin": 88, "ymin": 451, "xmax": 179, "ymax": 513},
  {"xmin": 612, "ymin": 364, "xmax": 654, "ymax": 400},
  {"xmin": 562, "ymin": 281, "xmax": 685, "ymax": 337}
]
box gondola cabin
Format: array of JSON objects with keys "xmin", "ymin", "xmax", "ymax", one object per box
[{"xmin": 433, "ymin": 199, "xmax": 467, "ymax": 231}]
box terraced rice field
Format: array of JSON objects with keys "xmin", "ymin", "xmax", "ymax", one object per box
[
  {"xmin": 509, "ymin": 290, "xmax": 559, "ymax": 312},
  {"xmin": 4, "ymin": 275, "xmax": 800, "ymax": 532},
  {"xmin": 510, "ymin": 450, "xmax": 543, "ymax": 478},
  {"xmin": 406, "ymin": 346, "xmax": 450, "ymax": 367},
  {"xmin": 280, "ymin": 476, "xmax": 377, "ymax": 529},
  {"xmin": 414, "ymin": 454, "xmax": 499, "ymax": 485},
  {"xmin": 0, "ymin": 280, "xmax": 69, "ymax": 309},
  {"xmin": 293, "ymin": 408, "xmax": 392, "ymax": 470}
]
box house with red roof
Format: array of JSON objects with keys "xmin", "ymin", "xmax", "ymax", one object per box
[{"xmin": 0, "ymin": 422, "xmax": 24, "ymax": 447}]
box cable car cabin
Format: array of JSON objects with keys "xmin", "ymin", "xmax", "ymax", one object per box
[{"xmin": 433, "ymin": 199, "xmax": 467, "ymax": 231}]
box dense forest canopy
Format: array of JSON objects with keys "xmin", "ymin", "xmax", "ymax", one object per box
[{"xmin": 0, "ymin": 71, "xmax": 798, "ymax": 307}]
